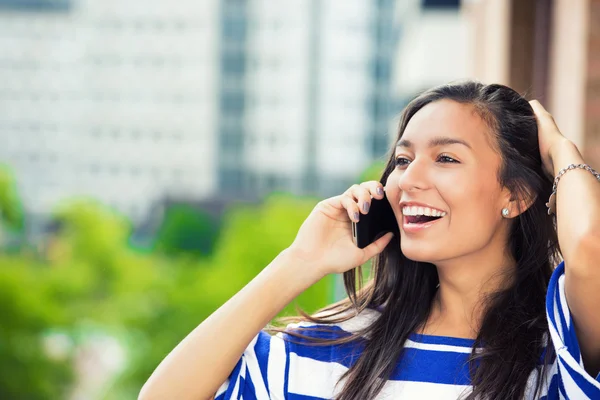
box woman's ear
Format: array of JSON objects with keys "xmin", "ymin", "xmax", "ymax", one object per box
[
  {"xmin": 508, "ymin": 185, "xmax": 537, "ymax": 217},
  {"xmin": 500, "ymin": 183, "xmax": 537, "ymax": 218}
]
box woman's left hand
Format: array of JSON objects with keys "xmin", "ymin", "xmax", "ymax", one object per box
[{"xmin": 529, "ymin": 100, "xmax": 571, "ymax": 177}]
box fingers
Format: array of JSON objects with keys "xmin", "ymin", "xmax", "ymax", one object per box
[
  {"xmin": 529, "ymin": 100, "xmax": 556, "ymax": 124},
  {"xmin": 343, "ymin": 181, "xmax": 385, "ymax": 219},
  {"xmin": 340, "ymin": 194, "xmax": 361, "ymax": 222},
  {"xmin": 326, "ymin": 181, "xmax": 385, "ymax": 223},
  {"xmin": 362, "ymin": 232, "xmax": 395, "ymax": 260},
  {"xmin": 529, "ymin": 99, "xmax": 546, "ymax": 114}
]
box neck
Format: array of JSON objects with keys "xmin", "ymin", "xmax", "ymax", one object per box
[{"xmin": 420, "ymin": 246, "xmax": 516, "ymax": 339}]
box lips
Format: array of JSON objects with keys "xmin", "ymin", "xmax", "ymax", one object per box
[
  {"xmin": 402, "ymin": 214, "xmax": 445, "ymax": 233},
  {"xmin": 405, "ymin": 215, "xmax": 442, "ymax": 224}
]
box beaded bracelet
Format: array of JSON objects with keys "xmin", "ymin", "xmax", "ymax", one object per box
[{"xmin": 546, "ymin": 163, "xmax": 600, "ymax": 216}]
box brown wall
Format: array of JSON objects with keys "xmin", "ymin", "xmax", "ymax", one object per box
[
  {"xmin": 465, "ymin": 0, "xmax": 600, "ymax": 168},
  {"xmin": 584, "ymin": 0, "xmax": 600, "ymax": 169}
]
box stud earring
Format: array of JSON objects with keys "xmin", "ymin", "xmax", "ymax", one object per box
[{"xmin": 501, "ymin": 208, "xmax": 510, "ymax": 218}]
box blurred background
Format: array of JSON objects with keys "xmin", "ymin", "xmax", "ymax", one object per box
[{"xmin": 0, "ymin": 0, "xmax": 598, "ymax": 398}]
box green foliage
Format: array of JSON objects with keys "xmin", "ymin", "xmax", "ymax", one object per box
[
  {"xmin": 359, "ymin": 160, "xmax": 387, "ymax": 182},
  {"xmin": 119, "ymin": 193, "xmax": 334, "ymax": 392},
  {"xmin": 0, "ymin": 188, "xmax": 335, "ymax": 399},
  {"xmin": 153, "ymin": 205, "xmax": 219, "ymax": 257},
  {"xmin": 0, "ymin": 165, "xmax": 24, "ymax": 231},
  {"xmin": 0, "ymin": 257, "xmax": 74, "ymax": 400}
]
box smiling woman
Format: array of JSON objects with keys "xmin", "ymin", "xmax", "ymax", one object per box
[{"xmin": 139, "ymin": 82, "xmax": 600, "ymax": 400}]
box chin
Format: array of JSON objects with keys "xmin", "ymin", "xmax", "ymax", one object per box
[{"xmin": 400, "ymin": 242, "xmax": 439, "ymax": 263}]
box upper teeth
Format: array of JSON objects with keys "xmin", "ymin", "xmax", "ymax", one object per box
[{"xmin": 402, "ymin": 206, "xmax": 446, "ymax": 217}]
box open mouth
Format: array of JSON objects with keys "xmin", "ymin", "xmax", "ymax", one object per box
[{"xmin": 405, "ymin": 215, "xmax": 443, "ymax": 224}]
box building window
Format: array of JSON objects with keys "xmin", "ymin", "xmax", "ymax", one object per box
[
  {"xmin": 222, "ymin": 15, "xmax": 246, "ymax": 41},
  {"xmin": 220, "ymin": 168, "xmax": 242, "ymax": 191},
  {"xmin": 422, "ymin": 0, "xmax": 460, "ymax": 9},
  {"xmin": 221, "ymin": 92, "xmax": 245, "ymax": 113},
  {"xmin": 0, "ymin": 0, "xmax": 72, "ymax": 11},
  {"xmin": 222, "ymin": 52, "xmax": 246, "ymax": 75}
]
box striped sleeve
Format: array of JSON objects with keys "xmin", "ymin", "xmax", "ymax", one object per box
[
  {"xmin": 545, "ymin": 261, "xmax": 600, "ymax": 398},
  {"xmin": 215, "ymin": 330, "xmax": 289, "ymax": 400}
]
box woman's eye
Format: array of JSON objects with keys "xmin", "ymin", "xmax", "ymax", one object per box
[
  {"xmin": 438, "ymin": 154, "xmax": 459, "ymax": 163},
  {"xmin": 394, "ymin": 154, "xmax": 459, "ymax": 168},
  {"xmin": 394, "ymin": 157, "xmax": 410, "ymax": 167}
]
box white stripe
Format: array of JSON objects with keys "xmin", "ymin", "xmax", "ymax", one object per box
[
  {"xmin": 288, "ymin": 353, "xmax": 347, "ymax": 399},
  {"xmin": 375, "ymin": 380, "xmax": 472, "ymax": 400},
  {"xmin": 244, "ymin": 337, "xmax": 270, "ymax": 399},
  {"xmin": 547, "ymin": 300, "xmax": 562, "ymax": 349},
  {"xmin": 557, "ymin": 345, "xmax": 600, "ymax": 390},
  {"xmin": 523, "ymin": 363, "xmax": 556, "ymax": 400},
  {"xmin": 557, "ymin": 357, "xmax": 590, "ymax": 399},
  {"xmin": 292, "ymin": 308, "xmax": 381, "ymax": 337},
  {"xmin": 230, "ymin": 360, "xmax": 245, "ymax": 400},
  {"xmin": 559, "ymin": 391, "xmax": 567, "ymax": 400},
  {"xmin": 287, "ymin": 352, "xmax": 476, "ymax": 399},
  {"xmin": 552, "ymin": 288, "xmax": 564, "ymax": 341},
  {"xmin": 268, "ymin": 334, "xmax": 288, "ymax": 400},
  {"xmin": 404, "ymin": 339, "xmax": 473, "ymax": 354},
  {"xmin": 215, "ymin": 378, "xmax": 230, "ymax": 398},
  {"xmin": 558, "ymin": 275, "xmax": 571, "ymax": 329}
]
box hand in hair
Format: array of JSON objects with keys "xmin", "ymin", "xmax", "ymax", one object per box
[{"xmin": 529, "ymin": 100, "xmax": 571, "ymax": 177}]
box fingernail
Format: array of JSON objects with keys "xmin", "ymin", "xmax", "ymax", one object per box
[
  {"xmin": 363, "ymin": 203, "xmax": 370, "ymax": 213},
  {"xmin": 353, "ymin": 212, "xmax": 360, "ymax": 222},
  {"xmin": 376, "ymin": 187, "xmax": 384, "ymax": 196}
]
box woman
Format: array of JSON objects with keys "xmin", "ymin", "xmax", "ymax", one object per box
[{"xmin": 139, "ymin": 82, "xmax": 600, "ymax": 399}]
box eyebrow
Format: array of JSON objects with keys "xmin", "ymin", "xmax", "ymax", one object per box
[{"xmin": 396, "ymin": 136, "xmax": 472, "ymax": 150}]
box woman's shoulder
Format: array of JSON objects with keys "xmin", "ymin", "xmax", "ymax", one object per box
[{"xmin": 281, "ymin": 306, "xmax": 382, "ymax": 340}]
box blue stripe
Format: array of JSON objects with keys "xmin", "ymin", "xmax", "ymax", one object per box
[
  {"xmin": 284, "ymin": 337, "xmax": 291, "ymax": 398},
  {"xmin": 391, "ymin": 347, "xmax": 471, "ymax": 385},
  {"xmin": 546, "ymin": 261, "xmax": 563, "ymax": 328},
  {"xmin": 242, "ymin": 372, "xmax": 257, "ymax": 400},
  {"xmin": 284, "ymin": 326, "xmax": 364, "ymax": 368},
  {"xmin": 539, "ymin": 344, "xmax": 557, "ymax": 366},
  {"xmin": 288, "ymin": 394, "xmax": 328, "ymax": 400},
  {"xmin": 543, "ymin": 372, "xmax": 560, "ymax": 400},
  {"xmin": 286, "ymin": 326, "xmax": 472, "ymax": 385},
  {"xmin": 558, "ymin": 357, "xmax": 600, "ymax": 396},
  {"xmin": 557, "ymin": 367, "xmax": 568, "ymax": 399},
  {"xmin": 254, "ymin": 331, "xmax": 271, "ymax": 396},
  {"xmin": 217, "ymin": 357, "xmax": 245, "ymax": 400},
  {"xmin": 288, "ymin": 339, "xmax": 364, "ymax": 369},
  {"xmin": 553, "ymin": 266, "xmax": 568, "ymax": 339},
  {"xmin": 549, "ymin": 262, "xmax": 583, "ymax": 365}
]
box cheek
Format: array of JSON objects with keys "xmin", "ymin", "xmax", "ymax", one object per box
[
  {"xmin": 384, "ymin": 173, "xmax": 402, "ymax": 202},
  {"xmin": 447, "ymin": 182, "xmax": 501, "ymax": 226}
]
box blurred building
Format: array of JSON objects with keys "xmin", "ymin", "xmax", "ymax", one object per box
[
  {"xmin": 392, "ymin": 0, "xmax": 467, "ymax": 100},
  {"xmin": 464, "ymin": 0, "xmax": 600, "ymax": 169},
  {"xmin": 219, "ymin": 0, "xmax": 399, "ymax": 199},
  {"xmin": 0, "ymin": 0, "xmax": 400, "ymax": 227},
  {"xmin": 0, "ymin": 0, "xmax": 220, "ymax": 224}
]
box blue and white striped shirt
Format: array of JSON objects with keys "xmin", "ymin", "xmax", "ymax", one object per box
[{"xmin": 216, "ymin": 262, "xmax": 600, "ymax": 399}]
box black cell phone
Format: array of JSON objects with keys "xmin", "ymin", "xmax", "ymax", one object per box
[{"xmin": 352, "ymin": 194, "xmax": 399, "ymax": 249}]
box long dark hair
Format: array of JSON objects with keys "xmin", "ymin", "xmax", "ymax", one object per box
[{"xmin": 273, "ymin": 81, "xmax": 561, "ymax": 400}]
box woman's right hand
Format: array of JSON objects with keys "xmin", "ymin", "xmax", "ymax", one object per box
[{"xmin": 286, "ymin": 180, "xmax": 396, "ymax": 277}]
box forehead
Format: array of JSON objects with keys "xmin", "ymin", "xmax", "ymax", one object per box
[{"xmin": 401, "ymin": 99, "xmax": 497, "ymax": 153}]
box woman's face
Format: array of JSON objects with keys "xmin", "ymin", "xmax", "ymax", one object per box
[{"xmin": 385, "ymin": 99, "xmax": 512, "ymax": 265}]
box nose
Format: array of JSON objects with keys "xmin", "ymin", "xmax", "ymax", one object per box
[{"xmin": 397, "ymin": 157, "xmax": 431, "ymax": 192}]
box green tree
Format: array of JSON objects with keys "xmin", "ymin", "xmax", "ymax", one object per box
[
  {"xmin": 0, "ymin": 184, "xmax": 340, "ymax": 399},
  {"xmin": 0, "ymin": 166, "xmax": 24, "ymax": 232},
  {"xmin": 153, "ymin": 205, "xmax": 220, "ymax": 257},
  {"xmin": 359, "ymin": 160, "xmax": 387, "ymax": 182},
  {"xmin": 116, "ymin": 193, "xmax": 335, "ymax": 396},
  {"xmin": 0, "ymin": 256, "xmax": 74, "ymax": 400}
]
